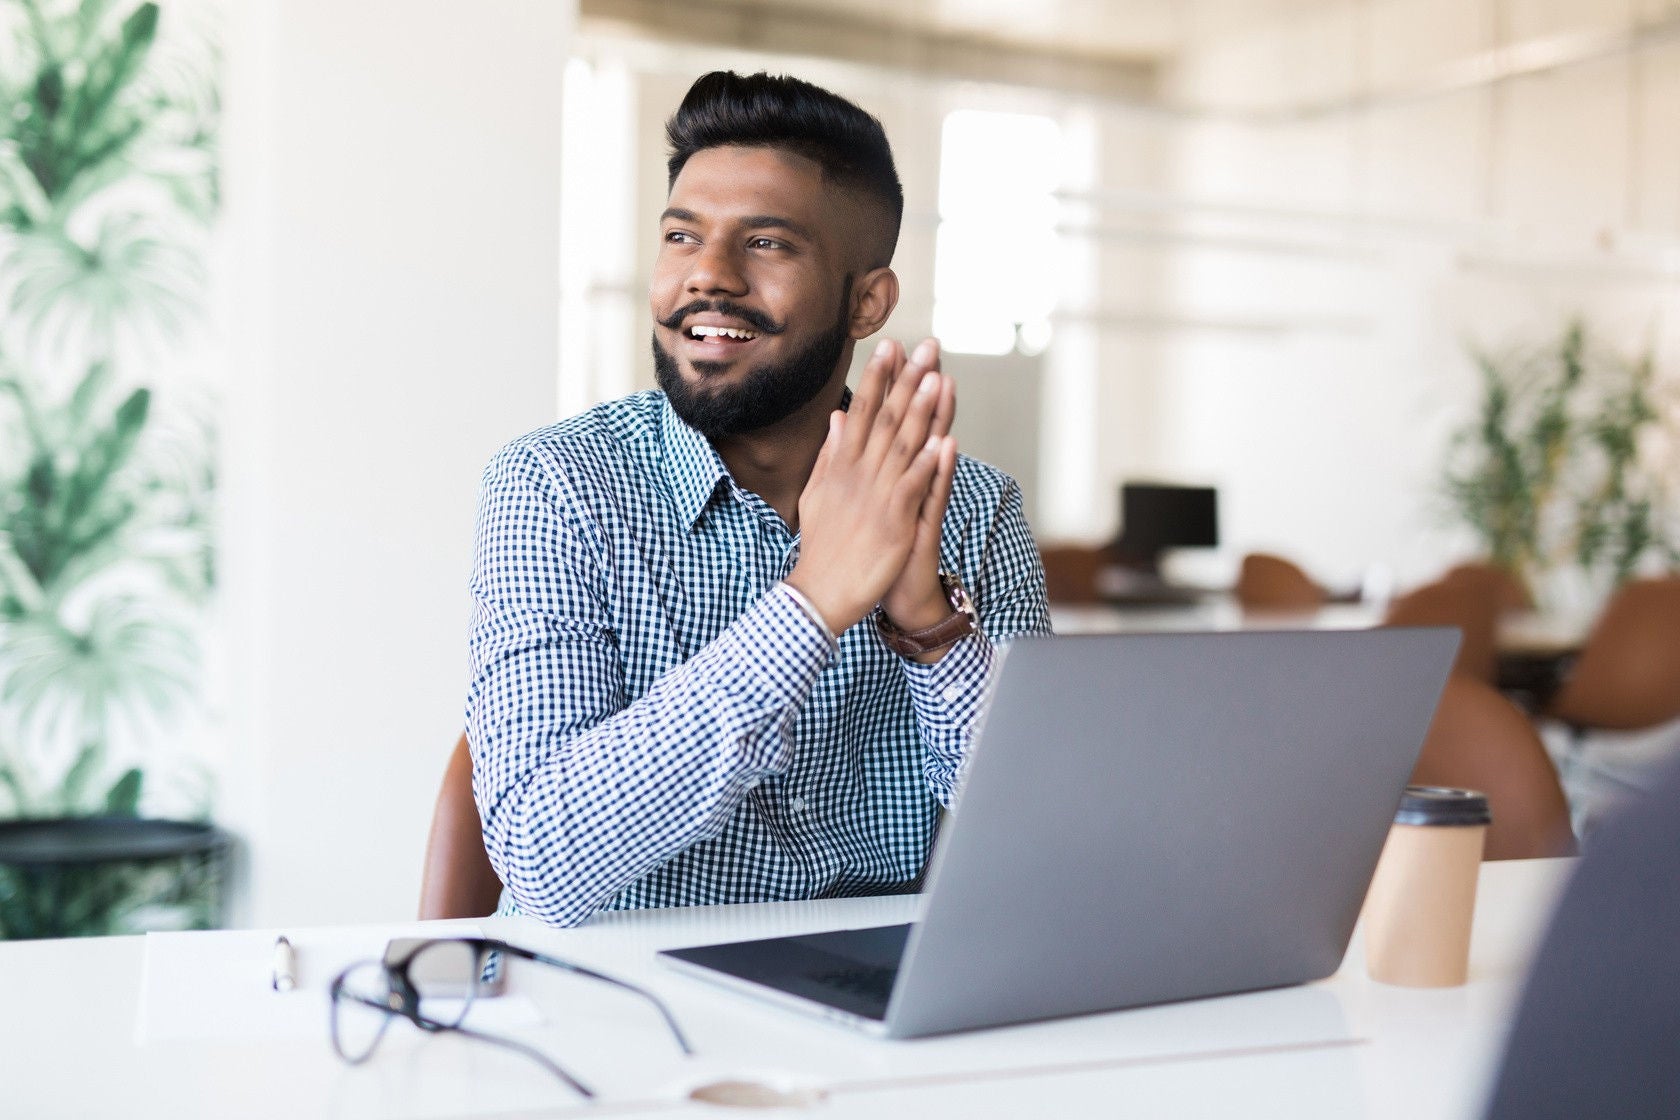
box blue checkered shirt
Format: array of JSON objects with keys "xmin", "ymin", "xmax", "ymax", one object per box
[{"xmin": 466, "ymin": 390, "xmax": 1050, "ymax": 928}]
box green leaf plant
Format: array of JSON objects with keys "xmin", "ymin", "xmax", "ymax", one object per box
[{"xmin": 1444, "ymin": 319, "xmax": 1680, "ymax": 603}]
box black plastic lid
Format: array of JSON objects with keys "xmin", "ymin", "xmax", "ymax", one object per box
[{"xmin": 1394, "ymin": 786, "xmax": 1492, "ymax": 827}]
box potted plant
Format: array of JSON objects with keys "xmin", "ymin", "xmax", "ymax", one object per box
[
  {"xmin": 0, "ymin": 0, "xmax": 224, "ymax": 938},
  {"xmin": 1442, "ymin": 319, "xmax": 1680, "ymax": 612}
]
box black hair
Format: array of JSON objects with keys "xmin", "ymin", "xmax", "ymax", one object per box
[{"xmin": 665, "ymin": 71, "xmax": 904, "ymax": 267}]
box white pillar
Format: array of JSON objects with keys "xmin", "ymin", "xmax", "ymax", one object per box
[{"xmin": 218, "ymin": 0, "xmax": 573, "ymax": 925}]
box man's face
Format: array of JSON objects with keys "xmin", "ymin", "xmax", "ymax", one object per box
[{"xmin": 650, "ymin": 145, "xmax": 860, "ymax": 440}]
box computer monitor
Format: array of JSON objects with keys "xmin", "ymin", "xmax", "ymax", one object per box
[{"xmin": 1111, "ymin": 483, "xmax": 1218, "ymax": 576}]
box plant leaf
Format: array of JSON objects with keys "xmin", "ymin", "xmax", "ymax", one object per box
[{"xmin": 104, "ymin": 767, "xmax": 143, "ymax": 817}]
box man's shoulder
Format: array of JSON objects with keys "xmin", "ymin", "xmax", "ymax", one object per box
[
  {"xmin": 490, "ymin": 391, "xmax": 666, "ymax": 480},
  {"xmin": 949, "ymin": 453, "xmax": 1023, "ymax": 510}
]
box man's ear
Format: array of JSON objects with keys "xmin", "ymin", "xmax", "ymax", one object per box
[{"xmin": 847, "ymin": 267, "xmax": 899, "ymax": 339}]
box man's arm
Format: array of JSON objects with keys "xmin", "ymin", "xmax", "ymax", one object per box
[
  {"xmin": 470, "ymin": 341, "xmax": 955, "ymax": 928},
  {"xmin": 900, "ymin": 476, "xmax": 1052, "ymax": 806},
  {"xmin": 466, "ymin": 445, "xmax": 834, "ymax": 928}
]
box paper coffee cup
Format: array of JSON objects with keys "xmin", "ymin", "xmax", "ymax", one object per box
[{"xmin": 1361, "ymin": 786, "xmax": 1491, "ymax": 988}]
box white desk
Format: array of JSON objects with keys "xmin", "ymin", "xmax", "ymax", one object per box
[{"xmin": 3, "ymin": 859, "xmax": 1571, "ymax": 1119}]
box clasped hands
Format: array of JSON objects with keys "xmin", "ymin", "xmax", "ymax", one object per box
[{"xmin": 786, "ymin": 337, "xmax": 958, "ymax": 651}]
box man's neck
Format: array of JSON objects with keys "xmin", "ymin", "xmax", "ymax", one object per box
[{"xmin": 710, "ymin": 374, "xmax": 848, "ymax": 532}]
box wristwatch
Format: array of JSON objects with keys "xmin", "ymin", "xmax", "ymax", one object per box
[{"xmin": 875, "ymin": 571, "xmax": 978, "ymax": 658}]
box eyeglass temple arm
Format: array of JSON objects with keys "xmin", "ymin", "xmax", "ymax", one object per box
[
  {"xmin": 450, "ymin": 1022, "xmax": 597, "ymax": 1099},
  {"xmin": 512, "ymin": 946, "xmax": 695, "ymax": 1056}
]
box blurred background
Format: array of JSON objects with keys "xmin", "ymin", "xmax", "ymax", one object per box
[{"xmin": 1, "ymin": 0, "xmax": 1677, "ymax": 934}]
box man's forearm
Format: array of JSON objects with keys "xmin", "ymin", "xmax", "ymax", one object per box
[
  {"xmin": 469, "ymin": 587, "xmax": 831, "ymax": 927},
  {"xmin": 902, "ymin": 632, "xmax": 997, "ymax": 807}
]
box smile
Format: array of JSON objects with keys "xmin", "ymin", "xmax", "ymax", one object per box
[{"xmin": 687, "ymin": 325, "xmax": 761, "ymax": 342}]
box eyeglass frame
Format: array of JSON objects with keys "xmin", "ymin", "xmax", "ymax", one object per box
[{"xmin": 328, "ymin": 936, "xmax": 694, "ymax": 1099}]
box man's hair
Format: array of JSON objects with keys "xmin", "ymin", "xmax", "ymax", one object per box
[{"xmin": 666, "ymin": 71, "xmax": 903, "ymax": 267}]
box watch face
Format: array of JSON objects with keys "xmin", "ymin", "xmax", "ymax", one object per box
[{"xmin": 939, "ymin": 571, "xmax": 977, "ymax": 620}]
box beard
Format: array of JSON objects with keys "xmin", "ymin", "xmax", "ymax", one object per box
[{"xmin": 653, "ymin": 281, "xmax": 852, "ymax": 441}]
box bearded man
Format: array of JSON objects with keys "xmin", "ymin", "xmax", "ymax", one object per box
[{"xmin": 466, "ymin": 71, "xmax": 1050, "ymax": 928}]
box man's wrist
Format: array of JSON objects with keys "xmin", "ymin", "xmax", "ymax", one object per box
[
  {"xmin": 776, "ymin": 582, "xmax": 839, "ymax": 651},
  {"xmin": 879, "ymin": 573, "xmax": 949, "ymax": 632}
]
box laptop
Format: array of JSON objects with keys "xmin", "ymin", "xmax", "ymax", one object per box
[{"xmin": 659, "ymin": 627, "xmax": 1459, "ymax": 1038}]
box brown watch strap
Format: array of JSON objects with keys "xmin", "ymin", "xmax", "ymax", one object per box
[{"xmin": 875, "ymin": 573, "xmax": 977, "ymax": 658}]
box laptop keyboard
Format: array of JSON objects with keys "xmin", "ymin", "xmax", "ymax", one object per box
[{"xmin": 805, "ymin": 965, "xmax": 898, "ymax": 1004}]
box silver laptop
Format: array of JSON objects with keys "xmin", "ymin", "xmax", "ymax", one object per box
[{"xmin": 659, "ymin": 627, "xmax": 1458, "ymax": 1038}]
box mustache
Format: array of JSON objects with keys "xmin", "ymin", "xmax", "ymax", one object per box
[{"xmin": 657, "ymin": 300, "xmax": 786, "ymax": 335}]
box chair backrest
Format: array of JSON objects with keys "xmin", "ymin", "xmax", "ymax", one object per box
[
  {"xmin": 1443, "ymin": 561, "xmax": 1533, "ymax": 614},
  {"xmin": 1383, "ymin": 576, "xmax": 1499, "ymax": 684},
  {"xmin": 418, "ymin": 733, "xmax": 504, "ymax": 920},
  {"xmin": 1037, "ymin": 544, "xmax": 1110, "ymax": 604},
  {"xmin": 1234, "ymin": 552, "xmax": 1327, "ymax": 612},
  {"xmin": 1547, "ymin": 576, "xmax": 1680, "ymax": 731},
  {"xmin": 1410, "ymin": 676, "xmax": 1577, "ymax": 860}
]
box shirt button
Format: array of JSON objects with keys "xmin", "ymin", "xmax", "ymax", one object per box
[
  {"xmin": 788, "ymin": 796, "xmax": 807, "ymax": 813},
  {"xmin": 942, "ymin": 684, "xmax": 962, "ymax": 703}
]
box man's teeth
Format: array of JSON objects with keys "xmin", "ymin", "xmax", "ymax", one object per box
[{"xmin": 688, "ymin": 325, "xmax": 759, "ymax": 340}]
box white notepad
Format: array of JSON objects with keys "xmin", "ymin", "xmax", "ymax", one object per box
[{"xmin": 135, "ymin": 922, "xmax": 543, "ymax": 1045}]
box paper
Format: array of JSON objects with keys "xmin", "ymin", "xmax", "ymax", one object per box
[{"xmin": 135, "ymin": 922, "xmax": 543, "ymax": 1045}]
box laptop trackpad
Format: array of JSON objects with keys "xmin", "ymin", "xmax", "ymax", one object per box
[{"xmin": 663, "ymin": 923, "xmax": 912, "ymax": 1022}]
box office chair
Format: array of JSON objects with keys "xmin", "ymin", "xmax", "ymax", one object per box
[
  {"xmin": 1546, "ymin": 576, "xmax": 1680, "ymax": 732},
  {"xmin": 1233, "ymin": 552, "xmax": 1327, "ymax": 612},
  {"xmin": 418, "ymin": 733, "xmax": 504, "ymax": 920},
  {"xmin": 1037, "ymin": 544, "xmax": 1111, "ymax": 604},
  {"xmin": 1383, "ymin": 576, "xmax": 1500, "ymax": 684},
  {"xmin": 1443, "ymin": 561, "xmax": 1532, "ymax": 614},
  {"xmin": 1410, "ymin": 676, "xmax": 1577, "ymax": 860}
]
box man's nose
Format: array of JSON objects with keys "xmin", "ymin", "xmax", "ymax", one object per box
[{"xmin": 685, "ymin": 240, "xmax": 748, "ymax": 296}]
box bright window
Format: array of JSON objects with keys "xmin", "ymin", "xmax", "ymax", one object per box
[{"xmin": 933, "ymin": 110, "xmax": 1063, "ymax": 355}]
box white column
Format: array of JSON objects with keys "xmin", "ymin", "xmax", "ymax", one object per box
[{"xmin": 218, "ymin": 0, "xmax": 573, "ymax": 925}]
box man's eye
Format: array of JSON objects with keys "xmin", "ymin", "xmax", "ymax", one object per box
[
  {"xmin": 748, "ymin": 237, "xmax": 782, "ymax": 250},
  {"xmin": 663, "ymin": 230, "xmax": 696, "ymax": 244}
]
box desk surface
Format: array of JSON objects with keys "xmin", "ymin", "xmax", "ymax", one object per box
[
  {"xmin": 3, "ymin": 858, "xmax": 1572, "ymax": 1120},
  {"xmin": 1051, "ymin": 601, "xmax": 1587, "ymax": 656}
]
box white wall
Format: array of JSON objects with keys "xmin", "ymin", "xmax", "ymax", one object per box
[
  {"xmin": 1134, "ymin": 0, "xmax": 1680, "ymax": 595},
  {"xmin": 218, "ymin": 0, "xmax": 573, "ymax": 926}
]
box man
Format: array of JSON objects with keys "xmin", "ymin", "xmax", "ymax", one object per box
[{"xmin": 465, "ymin": 71, "xmax": 1050, "ymax": 928}]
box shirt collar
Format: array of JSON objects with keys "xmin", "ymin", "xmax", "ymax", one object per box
[
  {"xmin": 660, "ymin": 396, "xmax": 730, "ymax": 532},
  {"xmin": 658, "ymin": 386, "xmax": 856, "ymax": 532}
]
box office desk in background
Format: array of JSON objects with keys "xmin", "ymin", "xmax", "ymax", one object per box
[
  {"xmin": 1052, "ymin": 601, "xmax": 1585, "ymax": 708},
  {"xmin": 4, "ymin": 859, "xmax": 1572, "ymax": 1120}
]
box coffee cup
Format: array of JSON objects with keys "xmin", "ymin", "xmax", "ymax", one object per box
[{"xmin": 1361, "ymin": 785, "xmax": 1492, "ymax": 987}]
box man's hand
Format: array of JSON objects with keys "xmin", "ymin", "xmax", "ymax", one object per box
[
  {"xmin": 786, "ymin": 338, "xmax": 953, "ymax": 636},
  {"xmin": 878, "ymin": 339, "xmax": 958, "ymax": 646}
]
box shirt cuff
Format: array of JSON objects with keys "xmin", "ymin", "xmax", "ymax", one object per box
[
  {"xmin": 900, "ymin": 630, "xmax": 993, "ymax": 730},
  {"xmin": 773, "ymin": 581, "xmax": 840, "ymax": 654}
]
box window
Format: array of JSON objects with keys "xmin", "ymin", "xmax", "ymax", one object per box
[{"xmin": 933, "ymin": 110, "xmax": 1063, "ymax": 356}]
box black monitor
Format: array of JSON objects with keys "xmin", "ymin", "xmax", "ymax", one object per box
[{"xmin": 1111, "ymin": 483, "xmax": 1219, "ymax": 576}]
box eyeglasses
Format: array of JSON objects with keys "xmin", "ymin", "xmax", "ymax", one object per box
[{"xmin": 328, "ymin": 937, "xmax": 694, "ymax": 1099}]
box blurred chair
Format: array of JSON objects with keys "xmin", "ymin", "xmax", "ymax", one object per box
[
  {"xmin": 1234, "ymin": 552, "xmax": 1327, "ymax": 612},
  {"xmin": 1443, "ymin": 561, "xmax": 1532, "ymax": 614},
  {"xmin": 1546, "ymin": 576, "xmax": 1680, "ymax": 732},
  {"xmin": 1410, "ymin": 676, "xmax": 1577, "ymax": 860},
  {"xmin": 1383, "ymin": 576, "xmax": 1500, "ymax": 684},
  {"xmin": 1037, "ymin": 544, "xmax": 1111, "ymax": 604},
  {"xmin": 418, "ymin": 733, "xmax": 503, "ymax": 920}
]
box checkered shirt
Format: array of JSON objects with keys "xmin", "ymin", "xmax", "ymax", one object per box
[{"xmin": 465, "ymin": 390, "xmax": 1051, "ymax": 928}]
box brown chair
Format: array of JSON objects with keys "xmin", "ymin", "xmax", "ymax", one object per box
[
  {"xmin": 1444, "ymin": 561, "xmax": 1533, "ymax": 615},
  {"xmin": 1384, "ymin": 576, "xmax": 1500, "ymax": 684},
  {"xmin": 1547, "ymin": 576, "xmax": 1680, "ymax": 731},
  {"xmin": 1037, "ymin": 544, "xmax": 1110, "ymax": 604},
  {"xmin": 1410, "ymin": 676, "xmax": 1577, "ymax": 860},
  {"xmin": 1234, "ymin": 552, "xmax": 1327, "ymax": 612},
  {"xmin": 418, "ymin": 733, "xmax": 504, "ymax": 919}
]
